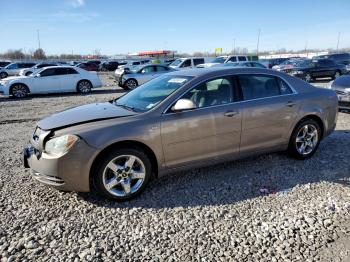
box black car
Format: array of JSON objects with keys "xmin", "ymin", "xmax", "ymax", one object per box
[
  {"xmin": 314, "ymin": 53, "xmax": 350, "ymax": 66},
  {"xmin": 287, "ymin": 59, "xmax": 347, "ymax": 82},
  {"xmin": 0, "ymin": 61, "xmax": 11, "ymax": 68},
  {"xmin": 331, "ymin": 74, "xmax": 350, "ymax": 110},
  {"xmin": 99, "ymin": 61, "xmax": 120, "ymax": 71}
]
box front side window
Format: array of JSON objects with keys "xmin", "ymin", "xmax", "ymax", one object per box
[
  {"xmin": 39, "ymin": 68, "xmax": 60, "ymax": 77},
  {"xmin": 181, "ymin": 77, "xmax": 234, "ymax": 108},
  {"xmin": 228, "ymin": 57, "xmax": 237, "ymax": 62},
  {"xmin": 115, "ymin": 75, "xmax": 193, "ymax": 112},
  {"xmin": 180, "ymin": 59, "xmax": 191, "ymax": 68},
  {"xmin": 156, "ymin": 66, "xmax": 168, "ymax": 72},
  {"xmin": 238, "ymin": 56, "xmax": 247, "ymax": 61},
  {"xmin": 6, "ymin": 63, "xmax": 18, "ymax": 69},
  {"xmin": 141, "ymin": 66, "xmax": 156, "ymax": 73},
  {"xmin": 238, "ymin": 75, "xmax": 281, "ymax": 100}
]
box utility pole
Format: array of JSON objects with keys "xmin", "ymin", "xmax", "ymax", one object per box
[
  {"xmin": 232, "ymin": 38, "xmax": 236, "ymax": 55},
  {"xmin": 336, "ymin": 32, "xmax": 340, "ymax": 53},
  {"xmin": 37, "ymin": 29, "xmax": 41, "ymax": 49},
  {"xmin": 256, "ymin": 29, "xmax": 261, "ymax": 56}
]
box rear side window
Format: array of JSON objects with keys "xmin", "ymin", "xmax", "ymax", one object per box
[
  {"xmin": 155, "ymin": 66, "xmax": 168, "ymax": 72},
  {"xmin": 238, "ymin": 56, "xmax": 247, "ymax": 61},
  {"xmin": 238, "ymin": 75, "xmax": 281, "ymax": 100},
  {"xmin": 141, "ymin": 66, "xmax": 156, "ymax": 73},
  {"xmin": 193, "ymin": 58, "xmax": 205, "ymax": 66}
]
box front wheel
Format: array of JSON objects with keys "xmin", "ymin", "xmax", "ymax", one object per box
[
  {"xmin": 123, "ymin": 79, "xmax": 138, "ymax": 90},
  {"xmin": 288, "ymin": 119, "xmax": 321, "ymax": 159},
  {"xmin": 93, "ymin": 148, "xmax": 152, "ymax": 201},
  {"xmin": 10, "ymin": 84, "xmax": 29, "ymax": 98},
  {"xmin": 0, "ymin": 72, "xmax": 8, "ymax": 79},
  {"xmin": 77, "ymin": 80, "xmax": 92, "ymax": 94}
]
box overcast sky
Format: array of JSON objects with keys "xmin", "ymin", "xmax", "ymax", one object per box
[{"xmin": 1, "ymin": 0, "xmax": 350, "ymax": 55}]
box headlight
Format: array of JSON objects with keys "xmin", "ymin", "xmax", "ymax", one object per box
[
  {"xmin": 45, "ymin": 134, "xmax": 79, "ymax": 156},
  {"xmin": 344, "ymin": 88, "xmax": 350, "ymax": 93}
]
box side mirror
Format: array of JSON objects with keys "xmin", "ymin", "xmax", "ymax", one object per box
[{"xmin": 171, "ymin": 99, "xmax": 197, "ymax": 112}]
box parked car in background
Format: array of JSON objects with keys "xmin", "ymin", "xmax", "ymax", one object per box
[
  {"xmin": 287, "ymin": 59, "xmax": 347, "ymax": 82},
  {"xmin": 0, "ymin": 62, "xmax": 36, "ymax": 79},
  {"xmin": 169, "ymin": 57, "xmax": 207, "ymax": 69},
  {"xmin": 87, "ymin": 60, "xmax": 102, "ymax": 66},
  {"xmin": 331, "ymin": 74, "xmax": 350, "ymax": 110},
  {"xmin": 118, "ymin": 60, "xmax": 150, "ymax": 70},
  {"xmin": 314, "ymin": 53, "xmax": 350, "ymax": 66},
  {"xmin": 0, "ymin": 61, "xmax": 11, "ymax": 68},
  {"xmin": 99, "ymin": 61, "xmax": 120, "ymax": 71},
  {"xmin": 19, "ymin": 62, "xmax": 59, "ymax": 76},
  {"xmin": 196, "ymin": 55, "xmax": 249, "ymax": 68},
  {"xmin": 116, "ymin": 64, "xmax": 175, "ymax": 89},
  {"xmin": 76, "ymin": 62, "xmax": 98, "ymax": 71},
  {"xmin": 223, "ymin": 61, "xmax": 266, "ymax": 68},
  {"xmin": 259, "ymin": 58, "xmax": 289, "ymax": 68},
  {"xmin": 272, "ymin": 58, "xmax": 307, "ymax": 71},
  {"xmin": 0, "ymin": 66, "xmax": 102, "ymax": 98},
  {"xmin": 22, "ymin": 67, "xmax": 337, "ymax": 201}
]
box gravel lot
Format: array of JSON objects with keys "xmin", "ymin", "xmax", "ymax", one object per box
[{"xmin": 0, "ymin": 73, "xmax": 349, "ymax": 261}]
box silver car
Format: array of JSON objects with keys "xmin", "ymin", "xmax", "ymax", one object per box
[
  {"xmin": 0, "ymin": 62, "xmax": 36, "ymax": 79},
  {"xmin": 23, "ymin": 68, "xmax": 338, "ymax": 201},
  {"xmin": 331, "ymin": 74, "xmax": 350, "ymax": 110},
  {"xmin": 116, "ymin": 64, "xmax": 176, "ymax": 90}
]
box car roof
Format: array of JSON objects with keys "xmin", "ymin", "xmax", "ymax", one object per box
[{"xmin": 166, "ymin": 67, "xmax": 279, "ymax": 77}]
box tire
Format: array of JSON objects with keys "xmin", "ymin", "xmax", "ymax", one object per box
[
  {"xmin": 124, "ymin": 79, "xmax": 138, "ymax": 90},
  {"xmin": 77, "ymin": 80, "xmax": 92, "ymax": 94},
  {"xmin": 304, "ymin": 73, "xmax": 313, "ymax": 83},
  {"xmin": 10, "ymin": 84, "xmax": 29, "ymax": 98},
  {"xmin": 92, "ymin": 147, "xmax": 152, "ymax": 201},
  {"xmin": 0, "ymin": 72, "xmax": 8, "ymax": 79},
  {"xmin": 25, "ymin": 71, "xmax": 32, "ymax": 76},
  {"xmin": 287, "ymin": 118, "xmax": 321, "ymax": 160}
]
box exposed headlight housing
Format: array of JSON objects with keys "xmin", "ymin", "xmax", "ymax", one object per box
[{"xmin": 45, "ymin": 134, "xmax": 79, "ymax": 156}]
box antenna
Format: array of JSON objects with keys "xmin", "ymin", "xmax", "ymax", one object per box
[
  {"xmin": 256, "ymin": 29, "xmax": 261, "ymax": 56},
  {"xmin": 37, "ymin": 29, "xmax": 41, "ymax": 49}
]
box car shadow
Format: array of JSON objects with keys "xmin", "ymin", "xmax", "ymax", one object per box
[
  {"xmin": 0, "ymin": 88, "xmax": 125, "ymax": 102},
  {"xmin": 78, "ymin": 129, "xmax": 350, "ymax": 209}
]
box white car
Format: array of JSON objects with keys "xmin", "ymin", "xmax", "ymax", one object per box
[
  {"xmin": 0, "ymin": 66, "xmax": 102, "ymax": 98},
  {"xmin": 168, "ymin": 57, "xmax": 207, "ymax": 69},
  {"xmin": 19, "ymin": 62, "xmax": 59, "ymax": 76},
  {"xmin": 196, "ymin": 55, "xmax": 249, "ymax": 68}
]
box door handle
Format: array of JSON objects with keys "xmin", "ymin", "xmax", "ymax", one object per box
[
  {"xmin": 286, "ymin": 101, "xmax": 296, "ymax": 107},
  {"xmin": 224, "ymin": 110, "xmax": 238, "ymax": 117}
]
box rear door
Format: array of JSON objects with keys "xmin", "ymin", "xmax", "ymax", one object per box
[
  {"xmin": 59, "ymin": 67, "xmax": 80, "ymax": 91},
  {"xmin": 161, "ymin": 76, "xmax": 242, "ymax": 167},
  {"xmin": 32, "ymin": 68, "xmax": 62, "ymax": 93},
  {"xmin": 237, "ymin": 74, "xmax": 299, "ymax": 154}
]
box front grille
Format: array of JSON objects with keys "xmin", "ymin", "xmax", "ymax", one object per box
[
  {"xmin": 32, "ymin": 171, "xmax": 65, "ymax": 186},
  {"xmin": 339, "ymin": 101, "xmax": 350, "ymax": 108}
]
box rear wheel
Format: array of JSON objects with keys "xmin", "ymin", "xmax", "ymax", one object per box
[
  {"xmin": 93, "ymin": 148, "xmax": 152, "ymax": 201},
  {"xmin": 288, "ymin": 118, "xmax": 321, "ymax": 159},
  {"xmin": 10, "ymin": 84, "xmax": 29, "ymax": 98},
  {"xmin": 77, "ymin": 80, "xmax": 92, "ymax": 94},
  {"xmin": 0, "ymin": 72, "xmax": 8, "ymax": 79},
  {"xmin": 124, "ymin": 79, "xmax": 138, "ymax": 90}
]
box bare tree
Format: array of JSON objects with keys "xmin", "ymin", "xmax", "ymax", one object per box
[{"xmin": 33, "ymin": 48, "xmax": 46, "ymax": 60}]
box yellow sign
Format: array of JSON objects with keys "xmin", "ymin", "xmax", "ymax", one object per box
[{"xmin": 215, "ymin": 48, "xmax": 222, "ymax": 53}]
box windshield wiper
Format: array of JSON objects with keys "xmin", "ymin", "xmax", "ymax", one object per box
[{"xmin": 115, "ymin": 103, "xmax": 136, "ymax": 112}]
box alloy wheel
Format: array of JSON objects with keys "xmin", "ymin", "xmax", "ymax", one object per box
[
  {"xmin": 102, "ymin": 155, "xmax": 146, "ymax": 197},
  {"xmin": 295, "ymin": 124, "xmax": 318, "ymax": 155},
  {"xmin": 11, "ymin": 85, "xmax": 28, "ymax": 98},
  {"xmin": 78, "ymin": 81, "xmax": 91, "ymax": 93},
  {"xmin": 125, "ymin": 79, "xmax": 137, "ymax": 89}
]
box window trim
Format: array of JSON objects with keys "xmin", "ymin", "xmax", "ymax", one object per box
[{"xmin": 162, "ymin": 72, "xmax": 297, "ymax": 115}]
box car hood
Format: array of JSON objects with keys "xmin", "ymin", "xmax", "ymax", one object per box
[
  {"xmin": 38, "ymin": 102, "xmax": 137, "ymax": 130},
  {"xmin": 4, "ymin": 76, "xmax": 29, "ymax": 81}
]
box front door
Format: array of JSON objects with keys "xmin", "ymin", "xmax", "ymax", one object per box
[
  {"xmin": 33, "ymin": 68, "xmax": 61, "ymax": 93},
  {"xmin": 161, "ymin": 76, "xmax": 242, "ymax": 167}
]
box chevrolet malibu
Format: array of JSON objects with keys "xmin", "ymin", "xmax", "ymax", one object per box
[
  {"xmin": 23, "ymin": 68, "xmax": 338, "ymax": 201},
  {"xmin": 0, "ymin": 66, "xmax": 102, "ymax": 98}
]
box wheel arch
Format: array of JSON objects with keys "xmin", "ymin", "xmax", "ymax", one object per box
[
  {"xmin": 89, "ymin": 140, "xmax": 159, "ymax": 187},
  {"xmin": 294, "ymin": 114, "xmax": 325, "ymax": 139}
]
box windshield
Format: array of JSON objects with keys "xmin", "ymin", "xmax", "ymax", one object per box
[
  {"xmin": 211, "ymin": 57, "xmax": 226, "ymax": 63},
  {"xmin": 169, "ymin": 59, "xmax": 183, "ymax": 67},
  {"xmin": 114, "ymin": 75, "xmax": 193, "ymax": 112}
]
